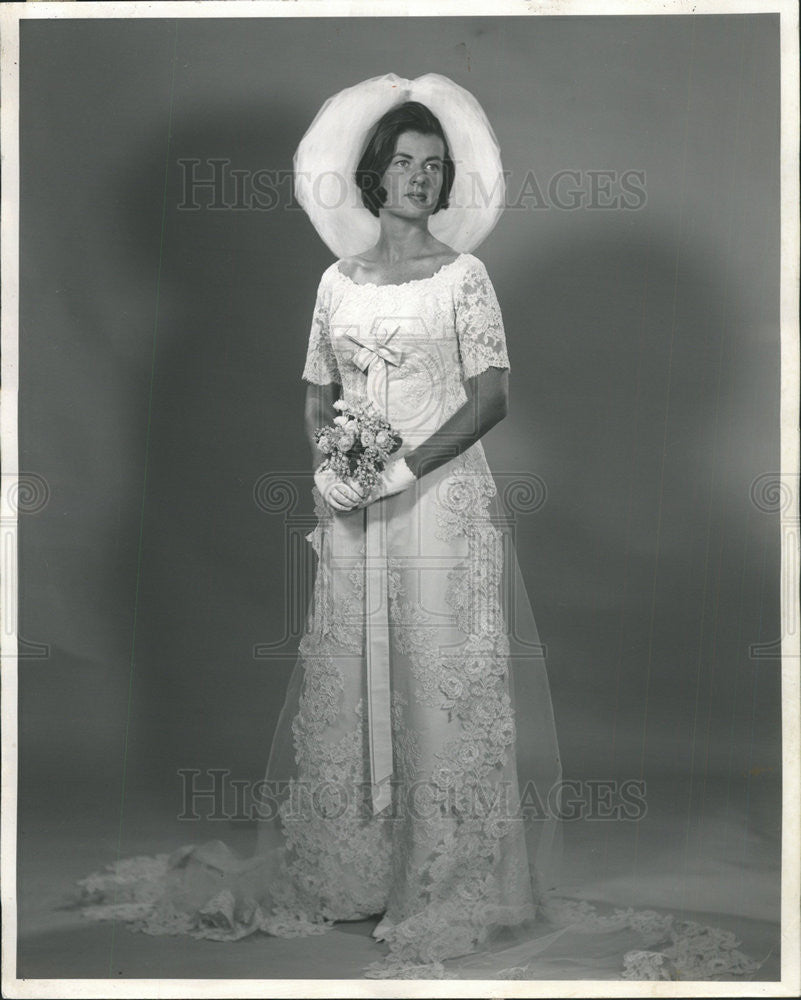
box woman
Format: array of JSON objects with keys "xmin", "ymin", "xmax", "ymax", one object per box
[
  {"xmin": 258, "ymin": 85, "xmax": 565, "ymax": 977},
  {"xmin": 250, "ymin": 80, "xmax": 565, "ymax": 977},
  {"xmin": 75, "ymin": 74, "xmax": 764, "ymax": 982}
]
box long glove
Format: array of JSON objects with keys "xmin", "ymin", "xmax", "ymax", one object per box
[
  {"xmin": 370, "ymin": 456, "xmax": 417, "ymax": 502},
  {"xmin": 314, "ymin": 466, "xmax": 365, "ymax": 512}
]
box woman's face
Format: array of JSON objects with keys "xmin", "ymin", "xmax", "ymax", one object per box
[{"xmin": 378, "ymin": 130, "xmax": 446, "ymax": 219}]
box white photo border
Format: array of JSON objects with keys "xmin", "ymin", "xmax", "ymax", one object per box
[{"xmin": 1, "ymin": 1, "xmax": 798, "ymax": 997}]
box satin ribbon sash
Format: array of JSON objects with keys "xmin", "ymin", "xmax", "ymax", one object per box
[
  {"xmin": 364, "ymin": 500, "xmax": 393, "ymax": 814},
  {"xmin": 342, "ymin": 325, "xmax": 401, "ymax": 813}
]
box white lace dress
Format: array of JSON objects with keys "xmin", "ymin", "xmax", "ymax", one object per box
[{"xmin": 72, "ymin": 254, "xmax": 766, "ymax": 981}]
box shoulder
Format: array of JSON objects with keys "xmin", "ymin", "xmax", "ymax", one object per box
[
  {"xmin": 321, "ymin": 260, "xmax": 342, "ymax": 281},
  {"xmin": 453, "ymin": 253, "xmax": 491, "ymax": 278},
  {"xmin": 450, "ymin": 253, "xmax": 495, "ymax": 292},
  {"xmin": 314, "ymin": 260, "xmax": 342, "ymax": 294},
  {"xmin": 451, "ymin": 254, "xmax": 504, "ymax": 323},
  {"xmin": 461, "ymin": 252, "xmax": 489, "ymax": 269}
]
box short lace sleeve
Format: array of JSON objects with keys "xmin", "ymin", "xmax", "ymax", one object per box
[
  {"xmin": 453, "ymin": 257, "xmax": 510, "ymax": 379},
  {"xmin": 301, "ymin": 268, "xmax": 341, "ymax": 385}
]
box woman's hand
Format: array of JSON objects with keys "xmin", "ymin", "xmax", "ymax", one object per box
[
  {"xmin": 369, "ymin": 457, "xmax": 418, "ymax": 502},
  {"xmin": 314, "ymin": 466, "xmax": 366, "ymax": 512}
]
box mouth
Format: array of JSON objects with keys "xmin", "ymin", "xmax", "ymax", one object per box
[{"xmin": 407, "ymin": 192, "xmax": 429, "ymax": 204}]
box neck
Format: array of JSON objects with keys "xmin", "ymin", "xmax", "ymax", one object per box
[{"xmin": 372, "ymin": 213, "xmax": 435, "ymax": 263}]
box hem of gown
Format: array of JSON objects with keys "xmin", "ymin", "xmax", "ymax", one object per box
[{"xmin": 69, "ymin": 842, "xmax": 772, "ymax": 983}]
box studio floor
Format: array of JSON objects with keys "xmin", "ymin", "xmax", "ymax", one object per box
[{"xmin": 14, "ymin": 767, "xmax": 782, "ymax": 983}]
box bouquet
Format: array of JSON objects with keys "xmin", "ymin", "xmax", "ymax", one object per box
[{"xmin": 314, "ymin": 398, "xmax": 403, "ymax": 501}]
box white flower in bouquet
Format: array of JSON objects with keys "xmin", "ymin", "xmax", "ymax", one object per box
[{"xmin": 316, "ymin": 432, "xmax": 333, "ymax": 454}]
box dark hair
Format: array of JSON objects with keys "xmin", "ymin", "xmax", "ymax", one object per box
[{"xmin": 355, "ymin": 101, "xmax": 455, "ymax": 217}]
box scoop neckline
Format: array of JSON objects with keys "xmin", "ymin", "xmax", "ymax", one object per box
[{"xmin": 333, "ymin": 253, "xmax": 468, "ymax": 289}]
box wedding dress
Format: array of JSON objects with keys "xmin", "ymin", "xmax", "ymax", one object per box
[{"xmin": 72, "ymin": 254, "xmax": 767, "ymax": 981}]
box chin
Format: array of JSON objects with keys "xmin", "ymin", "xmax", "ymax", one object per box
[{"xmin": 383, "ymin": 204, "xmax": 433, "ymax": 220}]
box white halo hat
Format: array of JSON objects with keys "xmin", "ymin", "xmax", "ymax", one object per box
[{"xmin": 293, "ymin": 73, "xmax": 506, "ymax": 259}]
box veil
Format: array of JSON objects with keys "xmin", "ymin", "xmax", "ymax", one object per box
[{"xmin": 293, "ymin": 72, "xmax": 506, "ymax": 259}]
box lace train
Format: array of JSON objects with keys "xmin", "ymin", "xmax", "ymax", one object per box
[{"xmin": 70, "ymin": 839, "xmax": 768, "ymax": 981}]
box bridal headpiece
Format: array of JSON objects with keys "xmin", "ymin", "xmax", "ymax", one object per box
[{"xmin": 293, "ymin": 73, "xmax": 506, "ymax": 259}]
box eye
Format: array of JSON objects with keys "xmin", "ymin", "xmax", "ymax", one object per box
[{"xmin": 426, "ymin": 162, "xmax": 441, "ymax": 172}]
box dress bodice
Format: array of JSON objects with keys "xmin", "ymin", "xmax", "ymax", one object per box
[{"xmin": 301, "ymin": 253, "xmax": 510, "ymax": 448}]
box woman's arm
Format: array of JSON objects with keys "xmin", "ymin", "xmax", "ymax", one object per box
[
  {"xmin": 403, "ymin": 367, "xmax": 509, "ymax": 480},
  {"xmin": 304, "ymin": 381, "xmax": 340, "ymax": 469}
]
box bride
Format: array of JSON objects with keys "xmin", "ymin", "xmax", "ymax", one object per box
[{"xmin": 74, "ymin": 73, "xmax": 766, "ymax": 983}]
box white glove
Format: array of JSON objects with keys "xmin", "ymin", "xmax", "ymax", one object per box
[
  {"xmin": 373, "ymin": 457, "xmax": 417, "ymax": 501},
  {"xmin": 313, "ymin": 466, "xmax": 366, "ymax": 512}
]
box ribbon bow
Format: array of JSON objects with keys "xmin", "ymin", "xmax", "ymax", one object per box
[{"xmin": 345, "ymin": 326, "xmax": 402, "ymax": 410}]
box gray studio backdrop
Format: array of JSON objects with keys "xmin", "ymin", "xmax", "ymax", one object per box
[{"xmin": 19, "ymin": 15, "xmax": 780, "ymax": 858}]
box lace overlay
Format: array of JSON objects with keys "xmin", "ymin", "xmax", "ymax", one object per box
[
  {"xmin": 71, "ymin": 255, "xmax": 767, "ymax": 982},
  {"xmin": 301, "ymin": 255, "xmax": 509, "ymax": 408},
  {"xmin": 453, "ymin": 258, "xmax": 510, "ymax": 378},
  {"xmin": 301, "ymin": 271, "xmax": 342, "ymax": 385}
]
